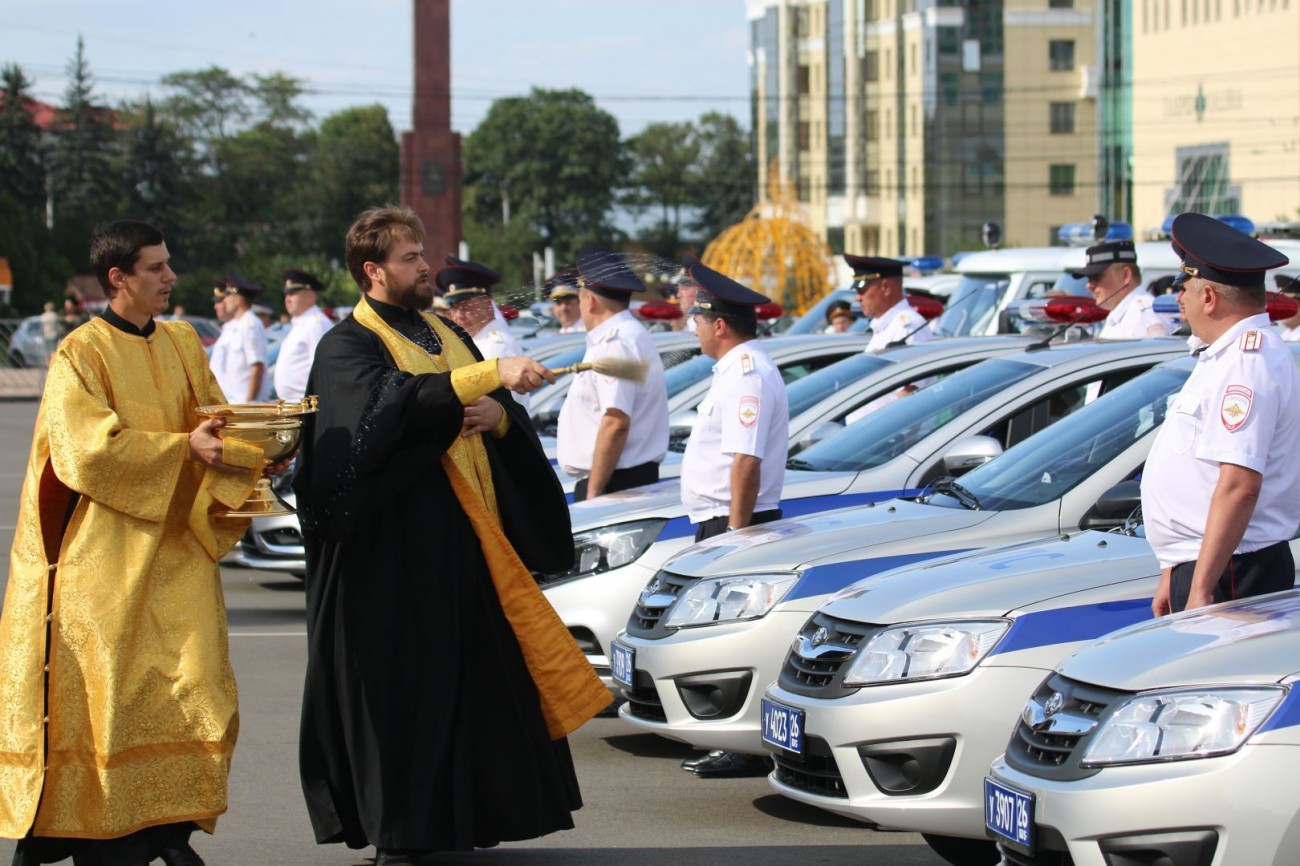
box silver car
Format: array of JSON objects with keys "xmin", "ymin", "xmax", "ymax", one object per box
[
  {"xmin": 609, "ymin": 349, "xmax": 1190, "ymax": 759},
  {"xmin": 987, "ymin": 588, "xmax": 1300, "ymax": 866}
]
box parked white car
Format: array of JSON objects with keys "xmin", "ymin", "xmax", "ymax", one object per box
[{"xmin": 987, "ymin": 588, "xmax": 1300, "ymax": 866}]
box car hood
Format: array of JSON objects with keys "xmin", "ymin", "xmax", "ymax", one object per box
[
  {"xmin": 1058, "ymin": 589, "xmax": 1300, "ymax": 691},
  {"xmin": 566, "ymin": 469, "xmax": 860, "ymax": 533},
  {"xmin": 820, "ymin": 530, "xmax": 1157, "ymax": 623},
  {"xmin": 664, "ymin": 497, "xmax": 998, "ymax": 578}
]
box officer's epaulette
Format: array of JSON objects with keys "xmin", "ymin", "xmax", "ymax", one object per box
[
  {"xmin": 741, "ymin": 353, "xmax": 754, "ymax": 374},
  {"xmin": 1239, "ymin": 330, "xmax": 1263, "ymax": 352}
]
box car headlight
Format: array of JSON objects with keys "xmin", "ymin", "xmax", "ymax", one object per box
[
  {"xmin": 662, "ymin": 573, "xmax": 800, "ymax": 629},
  {"xmin": 560, "ymin": 519, "xmax": 667, "ymax": 578},
  {"xmin": 1081, "ymin": 687, "xmax": 1285, "ymax": 767},
  {"xmin": 842, "ymin": 619, "xmax": 1010, "ymax": 686}
]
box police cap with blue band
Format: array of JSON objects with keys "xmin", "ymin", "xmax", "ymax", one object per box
[
  {"xmin": 575, "ymin": 247, "xmax": 646, "ymax": 300},
  {"xmin": 1170, "ymin": 212, "xmax": 1289, "ymax": 289},
  {"xmin": 221, "ymin": 272, "xmax": 263, "ymax": 298},
  {"xmin": 843, "ymin": 253, "xmax": 907, "ymax": 283},
  {"xmin": 545, "ymin": 271, "xmax": 580, "ymax": 300},
  {"xmin": 438, "ymin": 255, "xmax": 501, "ymax": 304},
  {"xmin": 684, "ymin": 256, "xmax": 769, "ymax": 318},
  {"xmin": 1069, "ymin": 240, "xmax": 1139, "ymax": 278}
]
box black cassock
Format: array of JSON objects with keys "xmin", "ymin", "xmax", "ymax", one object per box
[{"xmin": 294, "ymin": 297, "xmax": 579, "ymax": 853}]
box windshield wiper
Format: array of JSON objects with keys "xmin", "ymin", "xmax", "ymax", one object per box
[
  {"xmin": 927, "ymin": 477, "xmax": 981, "ymax": 510},
  {"xmin": 786, "ymin": 457, "xmax": 820, "ymax": 471}
]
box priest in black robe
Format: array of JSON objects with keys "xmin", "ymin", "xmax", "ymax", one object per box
[{"xmin": 294, "ymin": 206, "xmax": 609, "ymax": 866}]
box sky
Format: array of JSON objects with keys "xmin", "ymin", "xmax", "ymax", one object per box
[{"xmin": 0, "ymin": 0, "xmax": 753, "ymax": 137}]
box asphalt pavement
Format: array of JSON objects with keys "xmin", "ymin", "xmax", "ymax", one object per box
[{"xmin": 0, "ymin": 400, "xmax": 947, "ymax": 865}]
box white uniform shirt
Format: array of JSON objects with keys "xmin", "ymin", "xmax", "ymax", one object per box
[
  {"xmin": 1099, "ymin": 289, "xmax": 1171, "ymax": 339},
  {"xmin": 1141, "ymin": 314, "xmax": 1300, "ymax": 569},
  {"xmin": 472, "ymin": 317, "xmax": 529, "ymax": 408},
  {"xmin": 557, "ymin": 309, "xmax": 668, "ymax": 477},
  {"xmin": 211, "ymin": 308, "xmax": 270, "ymax": 402},
  {"xmin": 866, "ymin": 298, "xmax": 931, "ymax": 352},
  {"xmin": 1277, "ymin": 323, "xmax": 1300, "ymax": 343},
  {"xmin": 273, "ymin": 305, "xmax": 332, "ymax": 402},
  {"xmin": 558, "ymin": 321, "xmax": 586, "ymax": 334},
  {"xmin": 681, "ymin": 341, "xmax": 789, "ymax": 523}
]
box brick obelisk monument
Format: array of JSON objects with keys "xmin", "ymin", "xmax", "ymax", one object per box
[{"xmin": 400, "ymin": 0, "xmax": 461, "ymax": 258}]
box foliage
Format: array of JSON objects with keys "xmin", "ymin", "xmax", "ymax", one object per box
[
  {"xmin": 0, "ymin": 64, "xmax": 48, "ymax": 222},
  {"xmin": 307, "ymin": 105, "xmax": 400, "ymax": 261},
  {"xmin": 687, "ymin": 112, "xmax": 755, "ymax": 248},
  {"xmin": 622, "ymin": 122, "xmax": 699, "ymax": 260}
]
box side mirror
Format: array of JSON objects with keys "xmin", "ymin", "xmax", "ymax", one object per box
[
  {"xmin": 1080, "ymin": 479, "xmax": 1142, "ymax": 531},
  {"xmin": 942, "ymin": 435, "xmax": 1003, "ymax": 475}
]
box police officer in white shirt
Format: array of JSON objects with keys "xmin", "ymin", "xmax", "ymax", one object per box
[
  {"xmin": 557, "ymin": 247, "xmax": 669, "ymax": 501},
  {"xmin": 672, "ymin": 258, "xmax": 700, "ymax": 335},
  {"xmin": 848, "ymin": 254, "xmax": 932, "ymax": 352},
  {"xmin": 1068, "ymin": 239, "xmax": 1172, "ymax": 339},
  {"xmin": 546, "ymin": 272, "xmax": 585, "ymax": 333},
  {"xmin": 675, "ymin": 257, "xmax": 790, "ymax": 781},
  {"xmin": 1273, "ymin": 275, "xmax": 1300, "ymax": 342},
  {"xmin": 211, "ymin": 273, "xmax": 270, "ymax": 402},
  {"xmin": 1142, "ymin": 212, "xmax": 1300, "ymax": 615},
  {"xmin": 273, "ymin": 268, "xmax": 333, "ymax": 402},
  {"xmin": 438, "ymin": 256, "xmax": 530, "ymax": 409}
]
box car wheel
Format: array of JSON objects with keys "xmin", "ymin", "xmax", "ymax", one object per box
[{"xmin": 921, "ymin": 834, "xmax": 1000, "ymax": 866}]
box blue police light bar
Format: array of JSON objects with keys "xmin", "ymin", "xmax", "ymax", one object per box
[
  {"xmin": 908, "ymin": 255, "xmax": 945, "ymax": 274},
  {"xmin": 1214, "ymin": 214, "xmax": 1256, "ymax": 236},
  {"xmin": 1161, "ymin": 215, "xmax": 1176, "ymax": 234},
  {"xmin": 1104, "ymin": 221, "xmax": 1133, "ymax": 241},
  {"xmin": 1059, "ymin": 220, "xmax": 1134, "ymax": 246}
]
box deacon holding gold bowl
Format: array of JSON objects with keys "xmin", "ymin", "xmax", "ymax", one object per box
[
  {"xmin": 0, "ymin": 220, "xmax": 264, "ymax": 866},
  {"xmin": 294, "ymin": 206, "xmax": 609, "ymax": 866}
]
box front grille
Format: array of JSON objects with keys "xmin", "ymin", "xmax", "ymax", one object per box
[
  {"xmin": 777, "ymin": 612, "xmax": 880, "ymax": 698},
  {"xmin": 1003, "ymin": 674, "xmax": 1128, "ymax": 782},
  {"xmin": 622, "ymin": 669, "xmax": 666, "ymax": 722},
  {"xmin": 772, "ymin": 736, "xmax": 846, "ymax": 798},
  {"xmin": 625, "ymin": 570, "xmax": 698, "ymax": 639}
]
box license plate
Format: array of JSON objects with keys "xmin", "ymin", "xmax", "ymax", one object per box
[
  {"xmin": 760, "ymin": 698, "xmax": 805, "ymax": 754},
  {"xmin": 984, "ymin": 776, "xmax": 1034, "ymax": 852},
  {"xmin": 610, "ymin": 642, "xmax": 635, "ymax": 689}
]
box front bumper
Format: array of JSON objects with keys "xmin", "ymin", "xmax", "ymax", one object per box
[
  {"xmin": 764, "ymin": 664, "xmax": 1043, "ymax": 837},
  {"xmin": 614, "ymin": 609, "xmax": 810, "ymax": 753},
  {"xmin": 986, "ymin": 744, "xmax": 1300, "ymax": 866},
  {"xmin": 232, "ymin": 515, "xmax": 307, "ymax": 576}
]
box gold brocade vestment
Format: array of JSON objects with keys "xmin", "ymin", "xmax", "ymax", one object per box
[{"xmin": 0, "ymin": 318, "xmax": 261, "ymax": 839}]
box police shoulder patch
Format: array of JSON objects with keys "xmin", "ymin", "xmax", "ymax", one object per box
[
  {"xmin": 1239, "ymin": 330, "xmax": 1263, "ymax": 352},
  {"xmin": 1221, "ymin": 384, "xmax": 1253, "ymax": 431},
  {"xmin": 739, "ymin": 395, "xmax": 760, "ymax": 427}
]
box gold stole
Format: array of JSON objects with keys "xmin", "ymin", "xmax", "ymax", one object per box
[{"xmin": 353, "ymin": 297, "xmax": 610, "ymax": 738}]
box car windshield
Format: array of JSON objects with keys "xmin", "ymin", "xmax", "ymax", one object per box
[
  {"xmin": 787, "ymin": 353, "xmax": 894, "ymax": 418},
  {"xmin": 784, "ymin": 289, "xmax": 857, "ymax": 335},
  {"xmin": 664, "ymin": 353, "xmax": 717, "ymax": 398},
  {"xmin": 789, "ymin": 357, "xmax": 1042, "ymax": 472},
  {"xmin": 931, "ymin": 274, "xmax": 1008, "ymax": 337},
  {"xmin": 934, "ymin": 365, "xmax": 1191, "ymax": 512}
]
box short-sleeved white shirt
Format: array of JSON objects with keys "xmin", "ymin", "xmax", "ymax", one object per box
[
  {"xmin": 472, "ymin": 318, "xmax": 528, "ymax": 408},
  {"xmin": 1099, "ymin": 289, "xmax": 1171, "ymax": 339},
  {"xmin": 866, "ymin": 298, "xmax": 931, "ymax": 353},
  {"xmin": 559, "ymin": 322, "xmax": 586, "ymax": 334},
  {"xmin": 681, "ymin": 341, "xmax": 790, "ymax": 523},
  {"xmin": 1277, "ymin": 323, "xmax": 1300, "ymax": 343},
  {"xmin": 273, "ymin": 305, "xmax": 332, "ymax": 402},
  {"xmin": 557, "ymin": 310, "xmax": 669, "ymax": 477},
  {"xmin": 211, "ymin": 308, "xmax": 270, "ymax": 402},
  {"xmin": 1141, "ymin": 314, "xmax": 1300, "ymax": 568}
]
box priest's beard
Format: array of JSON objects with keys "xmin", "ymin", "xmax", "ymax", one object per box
[{"xmin": 388, "ymin": 274, "xmax": 435, "ymax": 311}]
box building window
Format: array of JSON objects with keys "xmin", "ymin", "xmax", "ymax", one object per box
[
  {"xmin": 866, "ymin": 110, "xmax": 879, "ymax": 141},
  {"xmin": 1049, "ymin": 164, "xmax": 1076, "ymax": 196},
  {"xmin": 866, "ymin": 0, "xmax": 876, "ymax": 19},
  {"xmin": 864, "ymin": 50, "xmax": 879, "ymax": 82},
  {"xmin": 865, "ymin": 170, "xmax": 880, "ymax": 195},
  {"xmin": 1049, "ymin": 0, "xmax": 1074, "ymax": 6},
  {"xmin": 1049, "ymin": 40, "xmax": 1075, "ymax": 70},
  {"xmin": 1048, "ymin": 225, "xmax": 1063, "ymax": 245},
  {"xmin": 1050, "ymin": 102, "xmax": 1076, "ymax": 133},
  {"xmin": 798, "ymin": 65, "xmax": 811, "ymax": 95},
  {"xmin": 798, "ymin": 121, "xmax": 811, "ymax": 151}
]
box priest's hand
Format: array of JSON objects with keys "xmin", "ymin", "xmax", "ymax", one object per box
[
  {"xmin": 461, "ymin": 397, "xmax": 504, "ymax": 438},
  {"xmin": 189, "ymin": 417, "xmax": 245, "ymax": 473},
  {"xmin": 498, "ymin": 357, "xmax": 556, "ymax": 394}
]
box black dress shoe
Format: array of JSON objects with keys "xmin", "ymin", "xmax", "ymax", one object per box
[
  {"xmin": 688, "ymin": 751, "xmax": 773, "ymax": 779},
  {"xmin": 374, "ymin": 850, "xmax": 428, "ymax": 866},
  {"xmin": 679, "ymin": 749, "xmax": 726, "ymax": 771},
  {"xmin": 158, "ymin": 842, "xmax": 205, "ymax": 866}
]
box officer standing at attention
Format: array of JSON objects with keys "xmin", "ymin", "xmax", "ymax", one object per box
[
  {"xmin": 1068, "ymin": 239, "xmax": 1172, "ymax": 339},
  {"xmin": 1142, "ymin": 212, "xmax": 1300, "ymax": 615},
  {"xmin": 848, "ymin": 254, "xmax": 931, "ymax": 352},
  {"xmin": 546, "ymin": 272, "xmax": 585, "ymax": 333},
  {"xmin": 557, "ymin": 247, "xmax": 668, "ymax": 501},
  {"xmin": 274, "ymin": 268, "xmax": 334, "ymax": 402},
  {"xmin": 211, "ymin": 273, "xmax": 270, "ymax": 402},
  {"xmin": 676, "ymin": 257, "xmax": 790, "ymax": 780},
  {"xmin": 438, "ymin": 255, "xmax": 529, "ymax": 407}
]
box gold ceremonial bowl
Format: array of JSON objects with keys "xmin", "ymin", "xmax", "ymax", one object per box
[{"xmin": 196, "ymin": 396, "xmax": 318, "ymax": 516}]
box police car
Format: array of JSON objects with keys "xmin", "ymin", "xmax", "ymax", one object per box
[
  {"xmin": 608, "ymin": 353, "xmax": 1192, "ymax": 758},
  {"xmin": 552, "ymin": 339, "xmax": 1184, "ymax": 691},
  {"xmin": 986, "ymin": 588, "xmax": 1300, "ymax": 866},
  {"xmin": 762, "ymin": 453, "xmax": 1300, "ymax": 864}
]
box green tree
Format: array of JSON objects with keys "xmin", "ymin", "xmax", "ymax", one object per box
[
  {"xmin": 117, "ymin": 98, "xmax": 197, "ymax": 258},
  {"xmin": 48, "ymin": 37, "xmax": 119, "ymax": 271},
  {"xmin": 687, "ymin": 111, "xmax": 754, "ymax": 247},
  {"xmin": 463, "ymin": 87, "xmax": 626, "ymax": 274},
  {"xmin": 622, "ymin": 121, "xmax": 699, "ymax": 259},
  {"xmin": 248, "ymin": 72, "xmax": 313, "ymax": 130},
  {"xmin": 0, "ymin": 194, "xmax": 72, "ymax": 316},
  {"xmin": 160, "ymin": 66, "xmax": 249, "ymax": 148},
  {"xmin": 0, "ymin": 64, "xmax": 48, "ymax": 222},
  {"xmin": 307, "ymin": 104, "xmax": 399, "ymax": 258}
]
